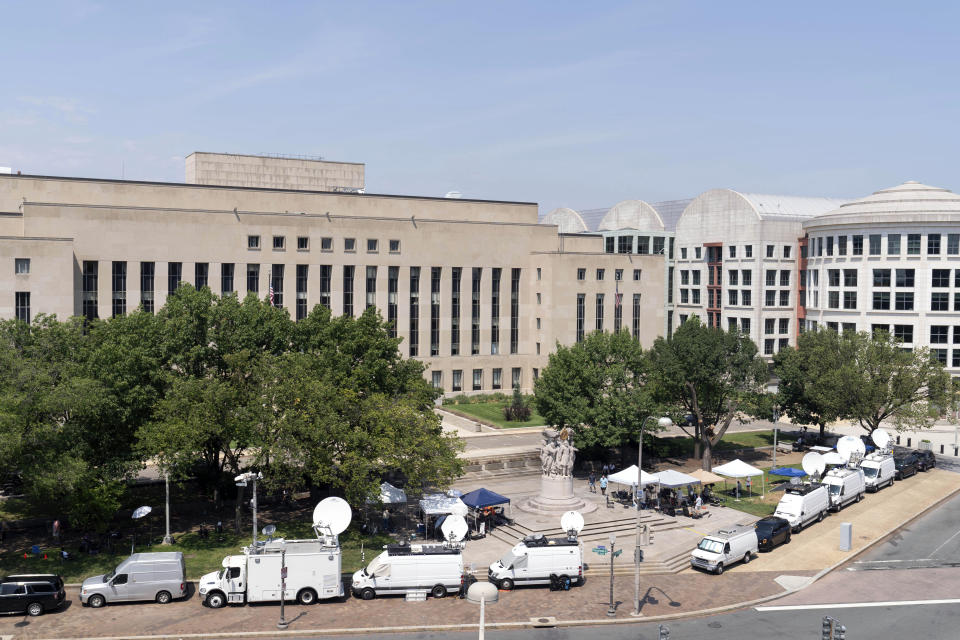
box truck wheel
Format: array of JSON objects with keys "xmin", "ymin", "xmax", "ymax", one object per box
[
  {"xmin": 742, "ymin": 551, "xmax": 751, "ymax": 564},
  {"xmin": 88, "ymin": 594, "xmax": 106, "ymax": 608},
  {"xmin": 156, "ymin": 590, "xmax": 172, "ymax": 604},
  {"xmin": 715, "ymin": 563, "xmax": 724, "ymax": 575},
  {"xmin": 27, "ymin": 602, "xmax": 44, "ymax": 617},
  {"xmin": 817, "ymin": 510, "xmax": 825, "ymax": 523},
  {"xmin": 205, "ymin": 592, "xmax": 226, "ymax": 609},
  {"xmin": 857, "ymin": 492, "xmax": 863, "ymax": 502},
  {"xmin": 360, "ymin": 588, "xmax": 375, "ymax": 601},
  {"xmin": 559, "ymin": 575, "xmax": 571, "ymax": 590},
  {"xmin": 431, "ymin": 584, "xmax": 447, "ymax": 598},
  {"xmin": 297, "ymin": 588, "xmax": 317, "ymax": 605},
  {"xmin": 785, "ymin": 532, "xmax": 791, "ymax": 544},
  {"xmin": 500, "ymin": 578, "xmax": 514, "ymax": 591}
]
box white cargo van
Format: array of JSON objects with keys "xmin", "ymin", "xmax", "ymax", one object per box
[
  {"xmin": 690, "ymin": 526, "xmax": 758, "ymax": 575},
  {"xmin": 351, "ymin": 542, "xmax": 464, "ymax": 599},
  {"xmin": 773, "ymin": 483, "xmax": 830, "ymax": 532},
  {"xmin": 488, "ymin": 534, "xmax": 583, "ymax": 590},
  {"xmin": 860, "ymin": 452, "xmax": 895, "ymax": 492},
  {"xmin": 81, "ymin": 552, "xmax": 186, "ymax": 607},
  {"xmin": 822, "ymin": 467, "xmax": 866, "ymax": 511}
]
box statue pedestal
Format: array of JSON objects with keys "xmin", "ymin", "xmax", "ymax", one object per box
[{"xmin": 516, "ymin": 475, "xmax": 597, "ymax": 515}]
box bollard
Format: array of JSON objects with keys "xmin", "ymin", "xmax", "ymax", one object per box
[
  {"xmin": 907, "ymin": 437, "xmax": 911, "ymax": 447},
  {"xmin": 839, "ymin": 523, "xmax": 852, "ymax": 551},
  {"xmin": 941, "ymin": 444, "xmax": 945, "ymax": 454}
]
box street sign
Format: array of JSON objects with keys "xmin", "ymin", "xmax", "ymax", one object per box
[
  {"xmin": 281, "ymin": 566, "xmax": 287, "ymax": 579},
  {"xmin": 592, "ymin": 547, "xmax": 607, "ymax": 555},
  {"xmin": 595, "ymin": 545, "xmax": 606, "ymax": 551},
  {"xmin": 612, "ymin": 549, "xmax": 623, "ymax": 558}
]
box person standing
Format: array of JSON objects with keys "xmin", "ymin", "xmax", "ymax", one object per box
[
  {"xmin": 382, "ymin": 508, "xmax": 390, "ymax": 533},
  {"xmin": 588, "ymin": 471, "xmax": 596, "ymax": 493},
  {"xmin": 599, "ymin": 475, "xmax": 608, "ymax": 497},
  {"xmin": 695, "ymin": 494, "xmax": 703, "ymax": 512}
]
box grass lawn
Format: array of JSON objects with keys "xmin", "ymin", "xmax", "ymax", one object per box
[
  {"xmin": 0, "ymin": 522, "xmax": 392, "ymax": 583},
  {"xmin": 446, "ymin": 401, "xmax": 547, "ymax": 429},
  {"xmin": 648, "ymin": 429, "xmax": 794, "ymax": 459},
  {"xmin": 714, "ymin": 463, "xmax": 806, "ymax": 519}
]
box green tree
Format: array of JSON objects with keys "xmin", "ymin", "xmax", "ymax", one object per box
[
  {"xmin": 647, "ymin": 316, "xmax": 767, "ymax": 470},
  {"xmin": 534, "ymin": 330, "xmax": 658, "ymax": 449}
]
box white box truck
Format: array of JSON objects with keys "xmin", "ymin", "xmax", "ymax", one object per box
[
  {"xmin": 199, "ymin": 497, "xmax": 351, "ymax": 609},
  {"xmin": 822, "ymin": 467, "xmax": 866, "ymax": 511},
  {"xmin": 690, "ymin": 526, "xmax": 758, "ymax": 575},
  {"xmin": 861, "ymin": 452, "xmax": 895, "ymax": 492},
  {"xmin": 488, "ymin": 534, "xmax": 583, "ymax": 590},
  {"xmin": 351, "ymin": 542, "xmax": 464, "ymax": 599},
  {"xmin": 773, "ymin": 483, "xmax": 830, "ymax": 532}
]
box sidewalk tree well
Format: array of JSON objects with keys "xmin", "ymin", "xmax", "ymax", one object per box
[
  {"xmin": 533, "ymin": 330, "xmax": 659, "ymax": 449},
  {"xmin": 773, "ymin": 328, "xmax": 848, "ymax": 442},
  {"xmin": 647, "ymin": 316, "xmax": 767, "ymax": 471}
]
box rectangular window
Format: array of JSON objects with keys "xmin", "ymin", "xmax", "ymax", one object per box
[
  {"xmin": 409, "ymin": 267, "xmax": 420, "ymax": 357},
  {"xmin": 932, "ymin": 292, "xmax": 950, "ymax": 311},
  {"xmin": 273, "ymin": 236, "xmax": 285, "ymax": 250},
  {"xmin": 319, "ymin": 265, "xmax": 332, "ymax": 310},
  {"xmin": 140, "ymin": 262, "xmax": 155, "ymax": 313},
  {"xmin": 828, "ymin": 291, "xmax": 839, "ymax": 309},
  {"xmin": 195, "ymin": 262, "xmax": 209, "ymax": 289},
  {"xmin": 452, "ymin": 369, "xmax": 462, "ymax": 392},
  {"xmin": 595, "ymin": 293, "xmax": 604, "ymax": 331},
  {"xmin": 932, "ymin": 348, "xmax": 948, "ymax": 365},
  {"xmin": 511, "ymin": 268, "xmax": 520, "ymax": 354},
  {"xmin": 828, "ymin": 269, "xmax": 840, "ymax": 287},
  {"xmin": 729, "ymin": 270, "xmax": 738, "ymax": 285},
  {"xmin": 729, "ymin": 245, "xmax": 737, "ymax": 258},
  {"xmin": 681, "ymin": 247, "xmax": 688, "ymax": 259},
  {"xmin": 933, "ymin": 269, "xmax": 950, "ymax": 287},
  {"xmin": 296, "ymin": 265, "xmax": 308, "ymax": 320},
  {"xmin": 297, "ymin": 236, "xmax": 309, "ymax": 251},
  {"xmin": 596, "ymin": 268, "xmax": 605, "ymax": 281},
  {"xmin": 767, "ymin": 290, "xmax": 778, "ymax": 307},
  {"xmin": 633, "ymin": 268, "xmax": 641, "ymax": 281},
  {"xmin": 472, "ymin": 369, "xmax": 482, "ymax": 391},
  {"xmin": 779, "ymin": 338, "xmax": 790, "ymax": 350},
  {"xmin": 451, "ymin": 267, "xmax": 461, "ymax": 354},
  {"xmin": 248, "ymin": 235, "xmax": 260, "ymax": 249},
  {"xmin": 692, "ymin": 271, "xmax": 701, "ymax": 285},
  {"xmin": 321, "ymin": 237, "xmax": 333, "ymax": 252},
  {"xmin": 895, "ymin": 292, "xmax": 914, "ymax": 311},
  {"xmin": 577, "ymin": 268, "xmax": 586, "ymax": 281},
  {"xmin": 343, "ymin": 265, "xmax": 355, "ymax": 317},
  {"xmin": 367, "ymin": 265, "xmax": 378, "ymax": 310},
  {"xmin": 728, "ymin": 289, "xmax": 738, "ymax": 305},
  {"xmin": 112, "ymin": 261, "xmax": 126, "ymax": 317},
  {"xmin": 680, "ymin": 289, "xmax": 689, "ymax": 304},
  {"xmin": 471, "ymin": 267, "xmax": 481, "ymax": 355},
  {"xmin": 345, "ymin": 238, "xmax": 356, "ymax": 252},
  {"xmin": 742, "ymin": 270, "xmax": 752, "ymax": 286},
  {"xmin": 766, "ymin": 244, "xmax": 775, "ymax": 258},
  {"xmin": 931, "ymin": 325, "xmax": 949, "ymax": 344},
  {"xmin": 637, "ymin": 236, "xmax": 650, "ymax": 254},
  {"xmin": 764, "ymin": 338, "xmax": 774, "ymax": 355},
  {"xmin": 614, "ymin": 292, "xmax": 623, "ymax": 333},
  {"xmin": 955, "ymin": 326, "xmax": 960, "ymax": 344},
  {"xmin": 766, "ymin": 270, "xmax": 776, "ymax": 287},
  {"xmin": 744, "ymin": 245, "xmax": 753, "ymax": 258},
  {"xmin": 692, "ymin": 289, "xmax": 701, "ymax": 304},
  {"xmin": 14, "ymin": 291, "xmax": 30, "ymax": 323},
  {"xmin": 389, "ymin": 239, "xmax": 400, "ymax": 253},
  {"xmin": 271, "ymin": 264, "xmax": 284, "ymax": 307},
  {"xmin": 615, "ymin": 268, "xmax": 623, "ymax": 281},
  {"xmin": 82, "ymin": 260, "xmax": 98, "ymax": 320},
  {"xmin": 779, "ymin": 318, "xmax": 789, "ymax": 334},
  {"xmin": 907, "ymin": 233, "xmax": 921, "ymax": 255},
  {"xmin": 928, "ymin": 233, "xmax": 941, "ymax": 255},
  {"xmin": 247, "ymin": 264, "xmax": 260, "ymax": 294},
  {"xmin": 728, "ymin": 317, "xmax": 737, "ymax": 332},
  {"xmin": 167, "ymin": 262, "xmax": 182, "ymax": 293},
  {"xmin": 653, "ymin": 236, "xmax": 665, "ymax": 254},
  {"xmin": 888, "ymin": 234, "xmax": 901, "ymax": 255},
  {"xmin": 838, "ymin": 235, "xmax": 847, "ymax": 255},
  {"xmin": 955, "ymin": 292, "xmax": 960, "ymax": 312},
  {"xmin": 869, "ymin": 234, "xmax": 881, "ymax": 255},
  {"xmin": 367, "ymin": 239, "xmax": 378, "ymax": 253},
  {"xmin": 765, "ymin": 318, "xmax": 775, "ymax": 334},
  {"xmin": 954, "ymin": 350, "xmax": 960, "ymax": 367},
  {"xmin": 492, "ymin": 368, "xmax": 502, "ymax": 390},
  {"xmin": 14, "ymin": 258, "xmax": 29, "ymax": 274},
  {"xmin": 221, "ymin": 263, "xmax": 234, "ymax": 294},
  {"xmin": 852, "ymin": 235, "xmax": 863, "ymax": 255},
  {"xmin": 780, "ymin": 270, "xmax": 790, "ymax": 287},
  {"xmin": 576, "ymin": 293, "xmax": 585, "ymax": 342},
  {"xmin": 843, "ymin": 291, "xmax": 857, "ymax": 309},
  {"xmin": 843, "ymin": 269, "xmax": 857, "ymax": 287},
  {"xmin": 432, "ymin": 371, "xmax": 443, "ymax": 390},
  {"xmin": 632, "ymin": 293, "xmax": 641, "ymax": 338},
  {"xmin": 605, "ymin": 237, "xmax": 615, "ymax": 253},
  {"xmin": 387, "ymin": 266, "xmax": 398, "ymax": 338},
  {"xmin": 896, "ymin": 269, "xmax": 915, "ymax": 287},
  {"xmin": 948, "ymin": 234, "xmax": 960, "ymax": 255},
  {"xmin": 873, "ymin": 269, "xmax": 891, "ymax": 287},
  {"xmin": 894, "ymin": 324, "xmax": 914, "ymax": 343},
  {"xmin": 780, "ymin": 290, "xmax": 790, "ymax": 306},
  {"xmin": 618, "ymin": 235, "xmax": 632, "ymax": 254},
  {"xmin": 432, "ymin": 267, "xmax": 442, "ymax": 356},
  {"xmin": 873, "ymin": 292, "xmax": 890, "ymax": 310},
  {"xmin": 680, "ymin": 270, "xmax": 689, "ymax": 285},
  {"xmin": 872, "ymin": 324, "xmax": 889, "ymax": 338},
  {"xmin": 512, "ymin": 367, "xmax": 521, "ymax": 390},
  {"xmin": 695, "ymin": 247, "xmax": 702, "ymax": 259},
  {"xmin": 827, "ymin": 322, "xmax": 839, "ymax": 333},
  {"xmin": 826, "ymin": 237, "xmax": 834, "ymax": 256}
]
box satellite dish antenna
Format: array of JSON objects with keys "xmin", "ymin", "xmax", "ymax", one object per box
[
  {"xmin": 871, "ymin": 429, "xmax": 891, "ymax": 450},
  {"xmin": 560, "ymin": 511, "xmax": 585, "ymax": 537},
  {"xmin": 440, "ymin": 514, "xmax": 468, "ymax": 543},
  {"xmin": 821, "ymin": 451, "xmax": 845, "ymax": 466},
  {"xmin": 313, "ymin": 497, "xmax": 352, "ymax": 535},
  {"xmin": 131, "ymin": 506, "xmax": 152, "ymax": 519},
  {"xmin": 450, "ymin": 499, "xmax": 468, "ymax": 517},
  {"xmin": 802, "ymin": 452, "xmax": 826, "ymax": 477},
  {"xmin": 836, "ymin": 436, "xmax": 865, "ymax": 462},
  {"xmin": 262, "ymin": 524, "xmax": 277, "ymax": 541}
]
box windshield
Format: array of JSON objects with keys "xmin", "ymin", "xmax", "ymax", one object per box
[
  {"xmin": 104, "ymin": 570, "xmax": 115, "ymax": 581},
  {"xmin": 829, "ymin": 484, "xmax": 842, "ymax": 495},
  {"xmin": 499, "ymin": 551, "xmax": 519, "ymax": 569},
  {"xmin": 697, "ymin": 539, "xmax": 724, "ymax": 554},
  {"xmin": 862, "ymin": 467, "xmax": 878, "ymax": 478},
  {"xmin": 217, "ymin": 568, "xmax": 225, "ymax": 580},
  {"xmin": 366, "ymin": 552, "xmax": 388, "ymax": 576}
]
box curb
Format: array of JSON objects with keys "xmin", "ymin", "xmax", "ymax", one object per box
[{"xmin": 43, "ymin": 476, "xmax": 960, "ymax": 640}]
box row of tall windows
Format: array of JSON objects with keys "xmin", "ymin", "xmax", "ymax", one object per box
[
  {"xmin": 435, "ymin": 366, "xmax": 527, "ymax": 392},
  {"xmin": 812, "ymin": 233, "xmax": 960, "ymax": 257}
]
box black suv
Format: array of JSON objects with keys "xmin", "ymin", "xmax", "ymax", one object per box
[
  {"xmin": 754, "ymin": 516, "xmax": 791, "ymax": 552},
  {"xmin": 0, "ymin": 574, "xmax": 66, "ymax": 616},
  {"xmin": 894, "ymin": 453, "xmax": 920, "ymax": 480},
  {"xmin": 914, "ymin": 449, "xmax": 936, "ymax": 471}
]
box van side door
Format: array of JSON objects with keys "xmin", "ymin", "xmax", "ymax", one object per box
[{"xmin": 110, "ymin": 573, "xmax": 129, "ymax": 601}]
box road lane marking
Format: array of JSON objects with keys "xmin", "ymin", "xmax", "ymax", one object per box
[
  {"xmin": 929, "ymin": 527, "xmax": 960, "ymax": 558},
  {"xmin": 756, "ymin": 598, "xmax": 960, "ymax": 611},
  {"xmin": 853, "ymin": 558, "xmax": 933, "ymax": 563}
]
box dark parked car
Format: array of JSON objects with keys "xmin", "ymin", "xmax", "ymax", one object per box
[
  {"xmin": 754, "ymin": 516, "xmax": 791, "ymax": 552},
  {"xmin": 914, "ymin": 449, "xmax": 936, "ymax": 471},
  {"xmin": 0, "ymin": 575, "xmax": 66, "ymax": 616},
  {"xmin": 894, "ymin": 453, "xmax": 920, "ymax": 480}
]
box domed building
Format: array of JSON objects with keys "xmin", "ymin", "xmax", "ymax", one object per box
[{"xmin": 802, "ymin": 182, "xmax": 960, "ymax": 372}]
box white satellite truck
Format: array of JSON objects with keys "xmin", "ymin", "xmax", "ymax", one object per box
[
  {"xmin": 351, "ymin": 514, "xmax": 468, "ymax": 599},
  {"xmin": 860, "ymin": 428, "xmax": 896, "ymax": 492},
  {"xmin": 488, "ymin": 511, "xmax": 584, "ymax": 590},
  {"xmin": 198, "ymin": 497, "xmax": 352, "ymax": 608},
  {"xmin": 822, "ymin": 436, "xmax": 867, "ymax": 511},
  {"xmin": 773, "ymin": 452, "xmax": 830, "ymax": 532}
]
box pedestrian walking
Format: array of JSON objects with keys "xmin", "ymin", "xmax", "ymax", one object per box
[
  {"xmin": 599, "ymin": 475, "xmax": 608, "ymax": 496},
  {"xmin": 694, "ymin": 494, "xmax": 703, "ymax": 512},
  {"xmin": 52, "ymin": 519, "xmax": 61, "ymax": 544},
  {"xmin": 382, "ymin": 508, "xmax": 391, "ymax": 533},
  {"xmin": 601, "ymin": 463, "xmax": 610, "ymax": 477},
  {"xmin": 588, "ymin": 471, "xmax": 596, "ymax": 493}
]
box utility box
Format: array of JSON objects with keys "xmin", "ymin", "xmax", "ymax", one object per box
[{"xmin": 839, "ymin": 523, "xmax": 852, "ymax": 551}]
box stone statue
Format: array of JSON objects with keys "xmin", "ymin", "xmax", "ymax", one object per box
[
  {"xmin": 540, "ymin": 428, "xmax": 559, "ymax": 474},
  {"xmin": 540, "ymin": 427, "xmax": 577, "ymax": 478}
]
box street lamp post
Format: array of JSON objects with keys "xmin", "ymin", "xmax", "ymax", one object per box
[
  {"xmin": 234, "ymin": 472, "xmax": 262, "ymax": 549},
  {"xmin": 607, "ymin": 533, "xmax": 617, "ymax": 617},
  {"xmin": 633, "ymin": 416, "xmax": 672, "ymax": 617},
  {"xmin": 162, "ymin": 473, "xmax": 173, "ymax": 545}
]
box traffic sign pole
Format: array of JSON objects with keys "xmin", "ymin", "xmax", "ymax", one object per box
[{"xmin": 277, "ymin": 548, "xmax": 288, "ymax": 630}]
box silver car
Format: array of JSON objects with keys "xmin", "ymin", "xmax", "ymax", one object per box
[{"xmin": 81, "ymin": 552, "xmax": 186, "ymax": 607}]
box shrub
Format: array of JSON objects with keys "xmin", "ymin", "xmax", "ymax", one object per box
[{"xmin": 503, "ymin": 385, "xmax": 532, "ymax": 422}]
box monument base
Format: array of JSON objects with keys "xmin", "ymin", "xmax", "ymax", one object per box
[{"xmin": 516, "ymin": 475, "xmax": 597, "ymax": 515}]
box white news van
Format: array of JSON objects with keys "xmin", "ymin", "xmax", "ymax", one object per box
[
  {"xmin": 690, "ymin": 526, "xmax": 758, "ymax": 575},
  {"xmin": 488, "ymin": 533, "xmax": 583, "ymax": 590},
  {"xmin": 861, "ymin": 452, "xmax": 895, "ymax": 491},
  {"xmin": 822, "ymin": 467, "xmax": 866, "ymax": 510},
  {"xmin": 773, "ymin": 483, "xmax": 830, "ymax": 532},
  {"xmin": 351, "ymin": 542, "xmax": 464, "ymax": 599}
]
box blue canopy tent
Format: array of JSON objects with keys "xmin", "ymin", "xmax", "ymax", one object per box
[
  {"xmin": 460, "ymin": 488, "xmax": 512, "ymax": 528},
  {"xmin": 770, "ymin": 467, "xmax": 806, "ymax": 477}
]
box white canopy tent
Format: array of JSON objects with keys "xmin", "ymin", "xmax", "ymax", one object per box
[
  {"xmin": 712, "ymin": 459, "xmax": 766, "ymax": 498},
  {"xmin": 366, "ymin": 482, "xmax": 407, "ymax": 504},
  {"xmin": 607, "ymin": 464, "xmax": 659, "ymax": 487},
  {"xmin": 651, "ymin": 469, "xmax": 701, "ymax": 488}
]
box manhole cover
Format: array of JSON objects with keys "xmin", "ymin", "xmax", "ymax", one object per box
[
  {"xmin": 538, "ymin": 618, "xmax": 551, "ymax": 623},
  {"xmin": 708, "ymin": 622, "xmax": 722, "ymax": 629}
]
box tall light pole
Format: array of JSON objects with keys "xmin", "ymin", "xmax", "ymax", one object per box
[
  {"xmin": 607, "ymin": 533, "xmax": 617, "ymax": 617},
  {"xmin": 234, "ymin": 471, "xmax": 262, "ymax": 549},
  {"xmin": 633, "ymin": 416, "xmax": 672, "ymax": 617},
  {"xmin": 162, "ymin": 473, "xmax": 173, "ymax": 545}
]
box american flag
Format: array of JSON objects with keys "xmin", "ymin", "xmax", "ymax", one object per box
[{"xmin": 269, "ymin": 284, "xmax": 274, "ymax": 307}]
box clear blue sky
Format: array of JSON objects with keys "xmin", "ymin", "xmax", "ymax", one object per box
[{"xmin": 2, "ymin": 1, "xmax": 958, "ymax": 212}]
